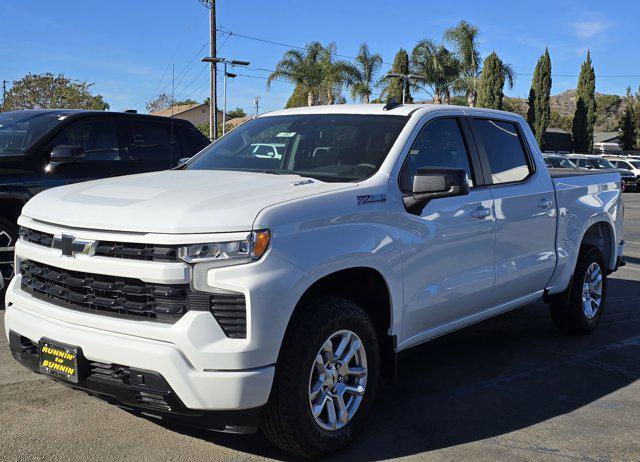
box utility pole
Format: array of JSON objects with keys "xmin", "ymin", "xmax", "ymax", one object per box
[
  {"xmin": 253, "ymin": 96, "xmax": 260, "ymax": 117},
  {"xmin": 208, "ymin": 1, "xmax": 217, "ymax": 140},
  {"xmin": 1, "ymin": 80, "xmax": 7, "ymax": 110},
  {"xmin": 202, "ymin": 57, "xmax": 250, "ymax": 135}
]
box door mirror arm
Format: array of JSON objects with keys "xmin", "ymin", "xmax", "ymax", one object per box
[{"xmin": 402, "ymin": 167, "xmax": 470, "ymax": 215}]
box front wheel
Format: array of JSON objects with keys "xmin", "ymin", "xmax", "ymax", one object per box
[
  {"xmin": 261, "ymin": 297, "xmax": 379, "ymax": 458},
  {"xmin": 549, "ymin": 246, "xmax": 607, "ymax": 334},
  {"xmin": 0, "ymin": 217, "xmax": 18, "ymax": 303}
]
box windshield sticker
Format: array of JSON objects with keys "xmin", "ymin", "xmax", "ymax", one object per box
[
  {"xmin": 291, "ymin": 179, "xmax": 314, "ymax": 187},
  {"xmin": 276, "ymin": 132, "xmax": 296, "ymax": 138}
]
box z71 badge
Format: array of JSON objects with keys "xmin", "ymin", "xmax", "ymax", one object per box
[{"xmin": 356, "ymin": 194, "xmax": 386, "ymax": 206}]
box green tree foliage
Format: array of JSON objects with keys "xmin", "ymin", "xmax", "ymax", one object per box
[
  {"xmin": 3, "ymin": 73, "xmax": 109, "ymax": 111},
  {"xmin": 285, "ymin": 84, "xmax": 309, "ymax": 108},
  {"xmin": 146, "ymin": 93, "xmax": 197, "ymax": 113},
  {"xmin": 527, "ymin": 48, "xmax": 552, "ymax": 150},
  {"xmin": 343, "ymin": 43, "xmax": 383, "ymax": 103},
  {"xmin": 595, "ymin": 94, "xmax": 622, "ymax": 131},
  {"xmin": 268, "ymin": 42, "xmax": 350, "ymax": 106},
  {"xmin": 549, "ymin": 110, "xmax": 573, "ymax": 133},
  {"xmin": 380, "ymin": 48, "xmax": 413, "ymax": 103},
  {"xmin": 572, "ymin": 51, "xmax": 597, "ymax": 152},
  {"xmin": 443, "ymin": 20, "xmax": 481, "ymax": 106},
  {"xmin": 477, "ymin": 52, "xmax": 506, "ymax": 109},
  {"xmin": 618, "ymin": 87, "xmax": 637, "ymax": 150},
  {"xmin": 410, "ymin": 39, "xmax": 461, "ymax": 104},
  {"xmin": 226, "ymin": 107, "xmax": 246, "ymax": 118},
  {"xmin": 503, "ymin": 97, "xmax": 527, "ymax": 118}
]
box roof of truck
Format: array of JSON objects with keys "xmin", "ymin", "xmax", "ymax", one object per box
[{"xmin": 262, "ymin": 103, "xmax": 522, "ymax": 119}]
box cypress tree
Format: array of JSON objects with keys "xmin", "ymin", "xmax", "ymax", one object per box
[
  {"xmin": 619, "ymin": 87, "xmax": 637, "ymax": 150},
  {"xmin": 527, "ymin": 49, "xmax": 552, "ymax": 150},
  {"xmin": 381, "ymin": 48, "xmax": 413, "ymax": 103},
  {"xmin": 476, "ymin": 52, "xmax": 505, "ymax": 110},
  {"xmin": 572, "ymin": 51, "xmax": 597, "ymax": 152}
]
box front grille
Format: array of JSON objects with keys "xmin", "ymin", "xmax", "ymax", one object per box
[
  {"xmin": 210, "ymin": 293, "xmax": 247, "ymax": 339},
  {"xmin": 19, "ymin": 227, "xmax": 180, "ymax": 262},
  {"xmin": 20, "ymin": 260, "xmax": 200, "ymax": 323}
]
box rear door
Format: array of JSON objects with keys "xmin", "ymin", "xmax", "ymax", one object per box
[
  {"xmin": 398, "ymin": 116, "xmax": 496, "ymax": 340},
  {"xmin": 469, "ymin": 117, "xmax": 556, "ymax": 306}
]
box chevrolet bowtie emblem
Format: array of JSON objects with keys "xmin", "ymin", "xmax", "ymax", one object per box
[{"xmin": 52, "ymin": 234, "xmax": 96, "ymax": 258}]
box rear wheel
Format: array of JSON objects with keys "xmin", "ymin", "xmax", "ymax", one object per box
[
  {"xmin": 261, "ymin": 297, "xmax": 379, "ymax": 458},
  {"xmin": 0, "ymin": 217, "xmax": 18, "ymax": 303},
  {"xmin": 549, "ymin": 246, "xmax": 607, "ymax": 334}
]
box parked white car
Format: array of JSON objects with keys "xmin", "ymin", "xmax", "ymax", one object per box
[{"xmin": 5, "ymin": 104, "xmax": 625, "ymax": 458}]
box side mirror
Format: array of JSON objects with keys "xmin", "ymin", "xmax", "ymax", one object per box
[
  {"xmin": 46, "ymin": 145, "xmax": 85, "ymax": 171},
  {"xmin": 403, "ymin": 167, "xmax": 470, "ymax": 215}
]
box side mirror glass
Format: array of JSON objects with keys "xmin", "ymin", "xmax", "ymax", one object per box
[
  {"xmin": 46, "ymin": 145, "xmax": 85, "ymax": 172},
  {"xmin": 403, "ymin": 167, "xmax": 470, "ymax": 215}
]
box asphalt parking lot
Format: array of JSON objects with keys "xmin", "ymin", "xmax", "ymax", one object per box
[{"xmin": 1, "ymin": 194, "xmax": 640, "ymax": 462}]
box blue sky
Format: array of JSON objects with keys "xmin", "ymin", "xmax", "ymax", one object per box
[{"xmin": 2, "ymin": 0, "xmax": 639, "ymax": 114}]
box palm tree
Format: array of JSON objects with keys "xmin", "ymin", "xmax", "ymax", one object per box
[
  {"xmin": 411, "ymin": 39, "xmax": 462, "ymax": 104},
  {"xmin": 343, "ymin": 43, "xmax": 383, "ymax": 103},
  {"xmin": 319, "ymin": 43, "xmax": 352, "ymax": 105},
  {"xmin": 268, "ymin": 42, "xmax": 328, "ymax": 106},
  {"xmin": 444, "ymin": 20, "xmax": 482, "ymax": 106}
]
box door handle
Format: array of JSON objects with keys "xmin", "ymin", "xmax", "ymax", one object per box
[
  {"xmin": 471, "ymin": 207, "xmax": 491, "ymax": 219},
  {"xmin": 537, "ymin": 198, "xmax": 553, "ymax": 209}
]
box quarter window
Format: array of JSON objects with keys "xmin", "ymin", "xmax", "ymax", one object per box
[
  {"xmin": 472, "ymin": 119, "xmax": 531, "ymax": 184},
  {"xmin": 400, "ymin": 118, "xmax": 474, "ymax": 191}
]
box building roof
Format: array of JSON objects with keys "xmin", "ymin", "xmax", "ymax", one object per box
[
  {"xmin": 594, "ymin": 132, "xmax": 620, "ymax": 144},
  {"xmin": 150, "ymin": 103, "xmax": 208, "ymax": 118}
]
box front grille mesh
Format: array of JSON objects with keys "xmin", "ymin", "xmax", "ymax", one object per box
[
  {"xmin": 20, "ymin": 260, "xmax": 196, "ymax": 323},
  {"xmin": 19, "ymin": 227, "xmax": 179, "ymax": 262}
]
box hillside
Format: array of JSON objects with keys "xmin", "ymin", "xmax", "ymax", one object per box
[{"xmin": 505, "ymin": 89, "xmax": 622, "ymax": 131}]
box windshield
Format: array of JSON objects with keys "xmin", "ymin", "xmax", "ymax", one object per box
[
  {"xmin": 186, "ymin": 114, "xmax": 408, "ymax": 182},
  {"xmin": 589, "ymin": 157, "xmax": 615, "ymax": 169},
  {"xmin": 0, "ymin": 112, "xmax": 65, "ymax": 155},
  {"xmin": 545, "ymin": 156, "xmax": 576, "ymax": 168},
  {"xmin": 629, "ymin": 160, "xmax": 640, "ymax": 169}
]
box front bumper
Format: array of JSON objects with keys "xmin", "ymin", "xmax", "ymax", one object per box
[
  {"xmin": 8, "ymin": 330, "xmax": 261, "ymax": 433},
  {"xmin": 4, "ymin": 277, "xmax": 275, "ymax": 415}
]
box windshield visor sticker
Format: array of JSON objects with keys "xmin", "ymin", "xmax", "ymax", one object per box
[
  {"xmin": 276, "ymin": 132, "xmax": 296, "ymax": 138},
  {"xmin": 356, "ymin": 194, "xmax": 386, "ymax": 206}
]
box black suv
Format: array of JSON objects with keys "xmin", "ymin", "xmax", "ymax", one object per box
[{"xmin": 0, "ymin": 109, "xmax": 210, "ymax": 295}]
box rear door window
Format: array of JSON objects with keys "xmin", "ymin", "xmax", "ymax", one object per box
[
  {"xmin": 471, "ymin": 119, "xmax": 532, "ymax": 184},
  {"xmin": 124, "ymin": 119, "xmax": 182, "ymax": 165}
]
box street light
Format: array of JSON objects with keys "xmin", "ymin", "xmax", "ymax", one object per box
[
  {"xmin": 202, "ymin": 57, "xmax": 250, "ymax": 136},
  {"xmin": 384, "ymin": 73, "xmax": 427, "ymax": 104}
]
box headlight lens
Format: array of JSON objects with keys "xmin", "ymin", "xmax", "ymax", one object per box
[{"xmin": 177, "ymin": 230, "xmax": 270, "ymax": 266}]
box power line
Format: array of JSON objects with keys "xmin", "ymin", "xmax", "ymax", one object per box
[{"xmin": 219, "ymin": 27, "xmax": 640, "ymax": 80}]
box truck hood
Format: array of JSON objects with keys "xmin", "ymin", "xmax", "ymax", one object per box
[{"xmin": 22, "ymin": 170, "xmax": 355, "ymax": 233}]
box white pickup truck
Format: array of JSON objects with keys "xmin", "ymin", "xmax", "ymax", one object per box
[{"xmin": 5, "ymin": 104, "xmax": 625, "ymax": 458}]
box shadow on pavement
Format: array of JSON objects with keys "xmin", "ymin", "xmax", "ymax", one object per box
[{"xmin": 152, "ymin": 275, "xmax": 640, "ymax": 461}]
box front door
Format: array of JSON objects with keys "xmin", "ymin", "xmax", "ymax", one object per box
[{"xmin": 398, "ymin": 117, "xmax": 496, "ymax": 342}]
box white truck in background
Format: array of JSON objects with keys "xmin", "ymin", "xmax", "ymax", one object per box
[{"xmin": 5, "ymin": 103, "xmax": 624, "ymax": 458}]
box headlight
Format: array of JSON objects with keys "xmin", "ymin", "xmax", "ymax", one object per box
[{"xmin": 177, "ymin": 230, "xmax": 270, "ymax": 267}]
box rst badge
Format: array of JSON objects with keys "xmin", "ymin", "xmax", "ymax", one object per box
[{"xmin": 51, "ymin": 234, "xmax": 96, "ymax": 258}]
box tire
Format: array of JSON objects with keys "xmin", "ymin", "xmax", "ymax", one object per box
[
  {"xmin": 261, "ymin": 297, "xmax": 380, "ymax": 458},
  {"xmin": 0, "ymin": 217, "xmax": 18, "ymax": 304},
  {"xmin": 549, "ymin": 246, "xmax": 607, "ymax": 334}
]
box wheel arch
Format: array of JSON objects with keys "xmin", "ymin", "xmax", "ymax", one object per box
[{"xmin": 283, "ymin": 266, "xmax": 397, "ymax": 377}]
